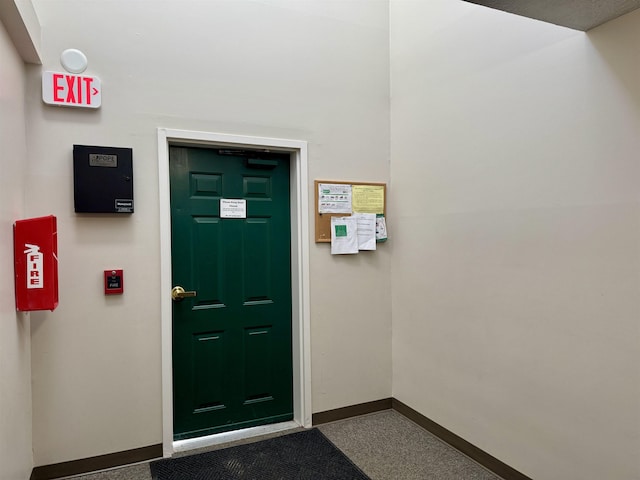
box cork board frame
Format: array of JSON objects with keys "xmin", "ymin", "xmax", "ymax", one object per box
[{"xmin": 314, "ymin": 180, "xmax": 387, "ymax": 243}]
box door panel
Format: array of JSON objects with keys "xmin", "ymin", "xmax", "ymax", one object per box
[
  {"xmin": 243, "ymin": 219, "xmax": 272, "ymax": 303},
  {"xmin": 170, "ymin": 146, "xmax": 292, "ymax": 440},
  {"xmin": 243, "ymin": 326, "xmax": 274, "ymax": 402},
  {"xmin": 192, "ymin": 217, "xmax": 225, "ymax": 308},
  {"xmin": 192, "ymin": 331, "xmax": 226, "ymax": 412}
]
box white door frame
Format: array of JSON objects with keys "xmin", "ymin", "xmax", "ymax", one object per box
[{"xmin": 157, "ymin": 128, "xmax": 311, "ymax": 457}]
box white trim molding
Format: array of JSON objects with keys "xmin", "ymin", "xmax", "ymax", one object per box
[{"xmin": 157, "ymin": 129, "xmax": 311, "ymax": 457}]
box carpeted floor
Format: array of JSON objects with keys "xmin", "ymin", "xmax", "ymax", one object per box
[{"xmin": 66, "ymin": 410, "xmax": 501, "ymax": 480}]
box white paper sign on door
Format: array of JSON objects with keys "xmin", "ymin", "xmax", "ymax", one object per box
[{"xmin": 220, "ymin": 199, "xmax": 247, "ymax": 218}]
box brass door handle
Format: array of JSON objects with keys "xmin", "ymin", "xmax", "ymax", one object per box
[{"xmin": 172, "ymin": 286, "xmax": 197, "ymax": 301}]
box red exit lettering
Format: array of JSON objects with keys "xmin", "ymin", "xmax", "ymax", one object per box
[
  {"xmin": 53, "ymin": 74, "xmax": 96, "ymax": 105},
  {"xmin": 43, "ymin": 71, "xmax": 101, "ymax": 109}
]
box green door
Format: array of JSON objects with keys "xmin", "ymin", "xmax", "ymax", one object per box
[{"xmin": 170, "ymin": 146, "xmax": 293, "ymax": 441}]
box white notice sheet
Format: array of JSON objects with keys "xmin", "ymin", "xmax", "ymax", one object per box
[
  {"xmin": 318, "ymin": 183, "xmax": 352, "ymax": 214},
  {"xmin": 376, "ymin": 215, "xmax": 387, "ymax": 242},
  {"xmin": 220, "ymin": 198, "xmax": 247, "ymax": 218},
  {"xmin": 352, "ymin": 213, "xmax": 376, "ymax": 251},
  {"xmin": 330, "ymin": 216, "xmax": 358, "ymax": 255}
]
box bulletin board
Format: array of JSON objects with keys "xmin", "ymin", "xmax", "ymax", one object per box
[{"xmin": 314, "ymin": 180, "xmax": 387, "ymax": 243}]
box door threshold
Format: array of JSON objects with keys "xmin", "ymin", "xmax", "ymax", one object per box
[{"xmin": 172, "ymin": 420, "xmax": 301, "ymax": 454}]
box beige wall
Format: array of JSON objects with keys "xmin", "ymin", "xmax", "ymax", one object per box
[
  {"xmin": 0, "ymin": 17, "xmax": 33, "ymax": 480},
  {"xmin": 28, "ymin": 0, "xmax": 391, "ymax": 466},
  {"xmin": 18, "ymin": 0, "xmax": 640, "ymax": 476},
  {"xmin": 390, "ymin": 2, "xmax": 640, "ymax": 479}
]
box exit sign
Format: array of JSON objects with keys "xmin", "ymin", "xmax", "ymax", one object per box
[{"xmin": 42, "ymin": 71, "xmax": 101, "ymax": 109}]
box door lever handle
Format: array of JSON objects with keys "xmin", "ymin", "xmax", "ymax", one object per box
[{"xmin": 172, "ymin": 286, "xmax": 197, "ymax": 301}]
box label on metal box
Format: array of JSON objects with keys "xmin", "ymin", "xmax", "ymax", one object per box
[
  {"xmin": 115, "ymin": 199, "xmax": 133, "ymax": 213},
  {"xmin": 89, "ymin": 154, "xmax": 118, "ymax": 167}
]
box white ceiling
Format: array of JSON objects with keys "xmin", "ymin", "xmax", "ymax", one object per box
[{"xmin": 463, "ymin": 0, "xmax": 640, "ymax": 30}]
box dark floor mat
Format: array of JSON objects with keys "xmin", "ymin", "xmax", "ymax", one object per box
[{"xmin": 150, "ymin": 428, "xmax": 371, "ymax": 480}]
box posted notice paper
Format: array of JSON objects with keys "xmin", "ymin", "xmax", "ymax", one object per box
[
  {"xmin": 318, "ymin": 183, "xmax": 352, "ymax": 214},
  {"xmin": 352, "ymin": 184, "xmax": 384, "ymax": 214},
  {"xmin": 352, "ymin": 213, "xmax": 376, "ymax": 251},
  {"xmin": 331, "ymin": 216, "xmax": 358, "ymax": 255},
  {"xmin": 376, "ymin": 215, "xmax": 387, "ymax": 242}
]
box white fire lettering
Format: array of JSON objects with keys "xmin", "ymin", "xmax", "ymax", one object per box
[{"xmin": 24, "ymin": 244, "xmax": 44, "ymax": 289}]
